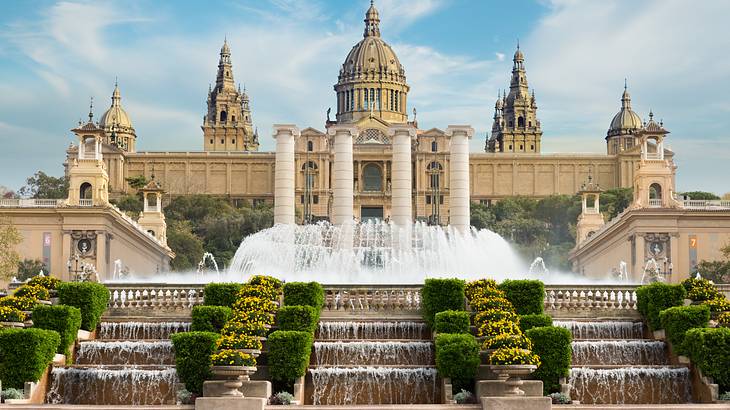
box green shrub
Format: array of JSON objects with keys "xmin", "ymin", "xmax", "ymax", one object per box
[
  {"xmin": 659, "ymin": 305, "xmax": 710, "ymax": 355},
  {"xmin": 203, "ymin": 283, "xmax": 242, "ymax": 307},
  {"xmin": 282, "ymin": 282, "xmax": 324, "ymax": 308},
  {"xmin": 519, "ymin": 314, "xmax": 553, "ymax": 332},
  {"xmin": 268, "ymin": 330, "xmax": 314, "ymax": 382},
  {"xmin": 171, "ymin": 331, "xmax": 220, "ymax": 395},
  {"xmin": 27, "ymin": 276, "xmax": 62, "ymax": 290},
  {"xmin": 636, "ymin": 283, "xmax": 687, "ymax": 331},
  {"xmin": 421, "ymin": 278, "xmax": 465, "ymax": 327},
  {"xmin": 525, "ymin": 326, "xmax": 572, "ymax": 395},
  {"xmin": 277, "ymin": 305, "xmax": 319, "ymax": 333},
  {"xmin": 56, "ymin": 282, "xmax": 110, "ymax": 331},
  {"xmin": 191, "ymin": 305, "xmax": 232, "ymax": 333},
  {"xmin": 684, "ymin": 327, "xmax": 730, "ymax": 391},
  {"xmin": 434, "ymin": 310, "xmax": 470, "ymax": 334},
  {"xmin": 31, "ymin": 305, "xmax": 82, "ymax": 356},
  {"xmin": 498, "ymin": 280, "xmax": 545, "ymax": 315},
  {"xmin": 0, "ymin": 328, "xmax": 60, "ymax": 388},
  {"xmin": 681, "ymin": 277, "xmax": 721, "ymax": 301},
  {"xmin": 435, "ymin": 333, "xmax": 480, "ymax": 386}
]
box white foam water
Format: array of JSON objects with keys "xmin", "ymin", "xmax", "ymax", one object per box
[
  {"xmin": 76, "ymin": 341, "xmax": 174, "ymax": 365},
  {"xmin": 568, "ymin": 367, "xmax": 690, "ymax": 404},
  {"xmin": 571, "ymin": 340, "xmax": 667, "ymax": 366},
  {"xmin": 314, "ymin": 341, "xmax": 433, "ymax": 366},
  {"xmin": 318, "ymin": 321, "xmax": 427, "ymax": 340},
  {"xmin": 310, "ymin": 367, "xmax": 438, "ymax": 405},
  {"xmin": 554, "ymin": 320, "xmax": 644, "ymax": 340},
  {"xmin": 98, "ymin": 321, "xmax": 191, "ymax": 340}
]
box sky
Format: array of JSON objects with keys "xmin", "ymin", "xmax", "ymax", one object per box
[{"xmin": 1, "ymin": 0, "xmax": 729, "ymax": 194}]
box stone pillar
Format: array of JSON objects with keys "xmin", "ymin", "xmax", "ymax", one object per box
[
  {"xmin": 329, "ymin": 125, "xmax": 358, "ymax": 226},
  {"xmin": 388, "ymin": 125, "xmax": 416, "ymax": 226},
  {"xmin": 273, "ymin": 125, "xmax": 299, "ymax": 225},
  {"xmin": 446, "ymin": 125, "xmax": 474, "ymax": 233}
]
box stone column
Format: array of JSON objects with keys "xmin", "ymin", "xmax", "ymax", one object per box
[
  {"xmin": 329, "ymin": 126, "xmax": 358, "ymax": 226},
  {"xmin": 273, "ymin": 125, "xmax": 299, "ymax": 225},
  {"xmin": 388, "ymin": 125, "xmax": 416, "ymax": 227},
  {"xmin": 446, "ymin": 125, "xmax": 475, "ymax": 233}
]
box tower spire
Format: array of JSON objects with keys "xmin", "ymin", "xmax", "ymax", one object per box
[
  {"xmin": 364, "ymin": 0, "xmax": 381, "ymax": 37},
  {"xmin": 88, "ymin": 96, "xmax": 94, "ymax": 122}
]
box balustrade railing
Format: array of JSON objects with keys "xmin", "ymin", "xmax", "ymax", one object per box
[
  {"xmin": 0, "ymin": 198, "xmax": 65, "ymax": 207},
  {"xmin": 322, "ymin": 285, "xmax": 422, "ymax": 316},
  {"xmin": 544, "ymin": 285, "xmax": 638, "ymax": 315},
  {"xmin": 106, "ymin": 284, "xmax": 204, "ymax": 315}
]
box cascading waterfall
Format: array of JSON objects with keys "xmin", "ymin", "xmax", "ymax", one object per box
[
  {"xmin": 310, "ymin": 367, "xmax": 438, "ymax": 405},
  {"xmin": 571, "ymin": 340, "xmax": 667, "ymax": 366},
  {"xmin": 98, "ymin": 321, "xmax": 190, "ymax": 340},
  {"xmin": 568, "ymin": 367, "xmax": 690, "ymax": 404},
  {"xmin": 554, "ymin": 320, "xmax": 644, "ymax": 339},
  {"xmin": 318, "ymin": 321, "xmax": 427, "ymax": 340},
  {"xmin": 314, "ymin": 341, "xmax": 433, "ymax": 366},
  {"xmin": 76, "ymin": 341, "xmax": 174, "ymax": 365},
  {"xmin": 46, "ymin": 367, "xmax": 177, "ymax": 405}
]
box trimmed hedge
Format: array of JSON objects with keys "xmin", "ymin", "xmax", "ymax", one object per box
[
  {"xmin": 659, "ymin": 305, "xmax": 710, "ymax": 355},
  {"xmin": 525, "ymin": 326, "xmax": 572, "ymax": 395},
  {"xmin": 57, "ymin": 282, "xmax": 110, "ymax": 331},
  {"xmin": 268, "ymin": 330, "xmax": 314, "ymax": 382},
  {"xmin": 498, "ymin": 279, "xmax": 545, "ymax": 315},
  {"xmin": 277, "ymin": 305, "xmax": 319, "ymax": 333},
  {"xmin": 282, "ymin": 282, "xmax": 324, "ymax": 308},
  {"xmin": 31, "ymin": 304, "xmax": 82, "ymax": 356},
  {"xmin": 421, "ymin": 278, "xmax": 465, "ymax": 327},
  {"xmin": 191, "ymin": 305, "xmax": 232, "ymax": 333},
  {"xmin": 519, "ymin": 313, "xmax": 553, "ymax": 332},
  {"xmin": 434, "ymin": 310, "xmax": 470, "ymax": 334},
  {"xmin": 0, "ymin": 328, "xmax": 60, "ymax": 388},
  {"xmin": 636, "ymin": 283, "xmax": 686, "ymax": 331},
  {"xmin": 684, "ymin": 327, "xmax": 730, "ymax": 391},
  {"xmin": 171, "ymin": 331, "xmax": 220, "ymax": 395},
  {"xmin": 435, "ymin": 333, "xmax": 480, "ymax": 386},
  {"xmin": 203, "ymin": 283, "xmax": 242, "ymax": 307}
]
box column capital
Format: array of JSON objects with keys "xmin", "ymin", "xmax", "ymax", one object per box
[
  {"xmin": 387, "ymin": 124, "xmax": 417, "ymax": 138},
  {"xmin": 272, "ymin": 124, "xmax": 300, "ymax": 139},
  {"xmin": 445, "ymin": 125, "xmax": 475, "ymax": 139},
  {"xmin": 326, "ymin": 125, "xmax": 359, "ymax": 137}
]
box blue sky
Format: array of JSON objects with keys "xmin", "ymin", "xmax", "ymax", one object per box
[{"xmin": 1, "ymin": 0, "xmax": 729, "ymax": 194}]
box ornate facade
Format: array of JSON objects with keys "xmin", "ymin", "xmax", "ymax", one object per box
[{"xmin": 66, "ymin": 2, "xmax": 666, "ymax": 225}]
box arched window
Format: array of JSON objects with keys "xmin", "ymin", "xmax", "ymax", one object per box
[
  {"xmin": 364, "ymin": 88, "xmax": 369, "ymax": 110},
  {"xmin": 431, "ymin": 141, "xmax": 438, "ymax": 152},
  {"xmin": 649, "ymin": 183, "xmax": 662, "ymax": 200},
  {"xmin": 80, "ymin": 182, "xmax": 92, "ymax": 200},
  {"xmin": 220, "ymin": 110, "xmax": 227, "ymax": 122},
  {"xmin": 147, "ymin": 193, "xmax": 157, "ymax": 208},
  {"xmin": 362, "ymin": 163, "xmax": 383, "ymax": 191},
  {"xmin": 307, "ymin": 141, "xmax": 314, "ymax": 152},
  {"xmin": 518, "ymin": 117, "xmax": 525, "ymax": 127}
]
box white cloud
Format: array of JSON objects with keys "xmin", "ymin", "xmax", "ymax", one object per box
[{"xmin": 495, "ymin": 52, "xmax": 505, "ymax": 62}]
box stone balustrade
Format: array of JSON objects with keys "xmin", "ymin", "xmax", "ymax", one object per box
[
  {"xmin": 106, "ymin": 284, "xmax": 204, "ymax": 318},
  {"xmin": 321, "ymin": 285, "xmax": 423, "ymax": 317}
]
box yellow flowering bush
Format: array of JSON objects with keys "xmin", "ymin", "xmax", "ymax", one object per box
[
  {"xmin": 682, "ymin": 277, "xmax": 721, "ymax": 302},
  {"xmin": 0, "ymin": 306, "xmax": 26, "ymax": 322},
  {"xmin": 14, "ymin": 285, "xmax": 50, "ymax": 301},
  {"xmin": 703, "ymin": 298, "xmax": 730, "ymax": 313},
  {"xmin": 231, "ymin": 309, "xmax": 275, "ymax": 326},
  {"xmin": 210, "ymin": 349, "xmax": 256, "ymax": 367},
  {"xmin": 474, "ymin": 309, "xmax": 518, "ymax": 326},
  {"xmin": 482, "ymin": 333, "xmax": 532, "ymax": 351},
  {"xmin": 465, "ymin": 279, "xmax": 499, "ymax": 302},
  {"xmin": 0, "ymin": 296, "xmax": 38, "ymax": 311},
  {"xmin": 216, "ymin": 334, "xmax": 263, "ymax": 350},
  {"xmin": 478, "ymin": 319, "xmax": 521, "ymax": 338},
  {"xmin": 470, "ymin": 296, "xmax": 514, "ymax": 313},
  {"xmin": 248, "ymin": 275, "xmax": 283, "ymax": 292},
  {"xmin": 27, "ymin": 276, "xmax": 62, "ymax": 290},
  {"xmin": 718, "ymin": 311, "xmax": 730, "ymax": 327},
  {"xmin": 488, "ymin": 347, "xmax": 541, "ymax": 366},
  {"xmin": 232, "ymin": 296, "xmax": 278, "ymax": 314},
  {"xmin": 238, "ymin": 285, "xmax": 279, "ymax": 302},
  {"xmin": 222, "ymin": 321, "xmax": 268, "ymax": 337}
]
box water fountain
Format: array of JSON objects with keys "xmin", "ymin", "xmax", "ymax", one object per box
[
  {"xmin": 640, "ymin": 258, "xmax": 664, "ymax": 284},
  {"xmin": 528, "ymin": 257, "xmax": 549, "ymax": 277},
  {"xmin": 111, "ymin": 259, "xmax": 129, "ymax": 280},
  {"xmin": 197, "ymin": 252, "xmax": 220, "ymax": 276}
]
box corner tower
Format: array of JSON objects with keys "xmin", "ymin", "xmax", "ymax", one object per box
[
  {"xmin": 487, "ymin": 45, "xmax": 542, "ymax": 153},
  {"xmin": 334, "ymin": 1, "xmax": 410, "ymax": 124},
  {"xmin": 202, "ymin": 40, "xmax": 259, "ymax": 151}
]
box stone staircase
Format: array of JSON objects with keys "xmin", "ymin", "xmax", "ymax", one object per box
[
  {"xmin": 556, "ymin": 319, "xmax": 691, "ymax": 405},
  {"xmin": 45, "ymin": 320, "xmax": 190, "ymax": 405}
]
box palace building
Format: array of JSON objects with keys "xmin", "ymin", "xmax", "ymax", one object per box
[{"xmin": 64, "ymin": 2, "xmax": 660, "ymax": 226}]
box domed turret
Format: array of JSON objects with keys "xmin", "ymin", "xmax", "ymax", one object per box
[
  {"xmin": 334, "ymin": 1, "xmax": 410, "ymax": 124},
  {"xmin": 99, "ymin": 81, "xmax": 136, "ymax": 152},
  {"xmin": 606, "ymin": 81, "xmax": 643, "ymax": 154}
]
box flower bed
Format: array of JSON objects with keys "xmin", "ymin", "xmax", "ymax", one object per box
[{"xmin": 0, "ymin": 306, "xmax": 26, "ymax": 323}]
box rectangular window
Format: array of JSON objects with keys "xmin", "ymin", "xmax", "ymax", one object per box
[
  {"xmin": 313, "ymin": 195, "xmax": 319, "ymax": 204},
  {"xmin": 209, "ymin": 139, "xmax": 213, "ymax": 144},
  {"xmin": 440, "ymin": 195, "xmax": 444, "ymax": 205},
  {"xmin": 232, "ymin": 139, "xmax": 235, "ymax": 144},
  {"xmin": 253, "ymin": 198, "xmax": 265, "ymax": 207},
  {"xmin": 426, "ymin": 195, "xmax": 431, "ymax": 205},
  {"xmin": 350, "ymin": 91, "xmax": 354, "ymax": 112},
  {"xmin": 364, "ymin": 89, "xmax": 369, "ymax": 110},
  {"xmin": 220, "ymin": 139, "xmax": 224, "ymax": 144},
  {"xmin": 300, "ymin": 195, "xmax": 304, "ymax": 204}
]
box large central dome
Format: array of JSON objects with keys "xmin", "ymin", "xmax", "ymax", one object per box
[{"xmin": 334, "ymin": 1, "xmax": 410, "ymax": 124}]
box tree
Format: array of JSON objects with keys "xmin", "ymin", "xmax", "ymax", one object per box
[
  {"xmin": 534, "ymin": 195, "xmax": 581, "ymax": 244},
  {"xmin": 125, "ymin": 175, "xmax": 148, "ymax": 190},
  {"xmin": 111, "ymin": 195, "xmax": 143, "ymax": 217},
  {"xmin": 18, "ymin": 171, "xmax": 68, "ymax": 199},
  {"xmin": 470, "ymin": 203, "xmax": 496, "ymax": 230},
  {"xmin": 167, "ymin": 221, "xmax": 204, "ymax": 271},
  {"xmin": 16, "ymin": 259, "xmax": 47, "ymax": 281},
  {"xmin": 0, "ymin": 217, "xmax": 22, "ymax": 281},
  {"xmin": 679, "ymin": 191, "xmax": 720, "ymax": 200},
  {"xmin": 600, "ymin": 188, "xmax": 633, "ymax": 220}
]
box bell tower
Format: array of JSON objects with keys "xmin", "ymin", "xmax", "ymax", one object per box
[
  {"xmin": 202, "ymin": 39, "xmax": 259, "ymax": 151},
  {"xmin": 137, "ymin": 178, "xmax": 168, "ymax": 245},
  {"xmin": 632, "ymin": 112, "xmax": 680, "ymax": 209},
  {"xmin": 67, "ymin": 100, "xmax": 110, "ymax": 207},
  {"xmin": 575, "ymin": 172, "xmax": 605, "ymax": 245}
]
